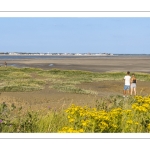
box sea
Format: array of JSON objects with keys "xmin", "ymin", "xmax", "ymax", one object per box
[{"xmin": 0, "ymin": 54, "xmax": 150, "ymax": 60}]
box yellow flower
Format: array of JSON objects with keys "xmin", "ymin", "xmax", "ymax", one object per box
[
  {"xmin": 67, "ymin": 115, "xmax": 71, "ymax": 119},
  {"xmin": 70, "ymin": 111, "xmax": 75, "ymax": 115},
  {"xmin": 69, "ymin": 118, "xmax": 75, "ymax": 123},
  {"xmin": 92, "ymin": 108, "xmax": 97, "ymax": 111},
  {"xmin": 126, "ymin": 110, "xmax": 132, "ymax": 113},
  {"xmin": 147, "ymin": 124, "xmax": 150, "ymax": 130},
  {"xmin": 74, "ymin": 108, "xmax": 77, "ymax": 111},
  {"xmin": 82, "ymin": 122, "xmax": 87, "ymax": 126},
  {"xmin": 132, "ymin": 103, "xmax": 138, "ymax": 109},
  {"xmin": 142, "ymin": 103, "xmax": 149, "ymax": 109},
  {"xmin": 100, "ymin": 121, "xmax": 108, "ymax": 128},
  {"xmin": 127, "ymin": 120, "xmax": 133, "ymax": 124},
  {"xmin": 134, "ymin": 122, "xmax": 139, "ymax": 125},
  {"xmin": 68, "ymin": 127, "xmax": 75, "ymax": 133},
  {"xmin": 80, "ymin": 112, "xmax": 84, "ymax": 116},
  {"xmin": 137, "ymin": 106, "xmax": 147, "ymax": 112},
  {"xmin": 78, "ymin": 129, "xmax": 84, "ymax": 133},
  {"xmin": 112, "ymin": 124, "xmax": 118, "ymax": 128}
]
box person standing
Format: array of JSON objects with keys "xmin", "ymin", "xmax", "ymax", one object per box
[
  {"xmin": 130, "ymin": 73, "xmax": 137, "ymax": 96},
  {"xmin": 123, "ymin": 71, "xmax": 131, "ymax": 97},
  {"xmin": 4, "ymin": 61, "xmax": 7, "ymax": 67}
]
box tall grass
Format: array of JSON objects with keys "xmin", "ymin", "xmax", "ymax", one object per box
[
  {"xmin": 0, "ymin": 102, "xmax": 68, "ymax": 133},
  {"xmin": 1, "ymin": 95, "xmax": 150, "ymax": 133}
]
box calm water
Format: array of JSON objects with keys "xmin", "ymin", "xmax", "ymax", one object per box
[{"xmin": 0, "ymin": 54, "xmax": 150, "ymax": 60}]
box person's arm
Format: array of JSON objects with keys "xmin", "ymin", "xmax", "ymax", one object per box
[{"xmin": 130, "ymin": 77, "xmax": 132, "ymax": 84}]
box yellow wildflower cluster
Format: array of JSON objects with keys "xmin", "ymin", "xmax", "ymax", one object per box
[
  {"xmin": 59, "ymin": 95, "xmax": 150, "ymax": 133},
  {"xmin": 59, "ymin": 127, "xmax": 84, "ymax": 133},
  {"xmin": 132, "ymin": 95, "xmax": 150, "ymax": 112}
]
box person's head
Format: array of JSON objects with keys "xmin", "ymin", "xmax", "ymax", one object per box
[
  {"xmin": 127, "ymin": 71, "xmax": 130, "ymax": 75},
  {"xmin": 132, "ymin": 73, "xmax": 135, "ymax": 77}
]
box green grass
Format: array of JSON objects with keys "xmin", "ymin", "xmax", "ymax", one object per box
[
  {"xmin": 50, "ymin": 83, "xmax": 98, "ymax": 95},
  {"xmin": 0, "ymin": 66, "xmax": 150, "ymax": 94},
  {"xmin": 0, "ymin": 102, "xmax": 69, "ymax": 133}
]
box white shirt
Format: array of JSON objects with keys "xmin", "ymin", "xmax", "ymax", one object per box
[{"xmin": 124, "ymin": 75, "xmax": 131, "ymax": 85}]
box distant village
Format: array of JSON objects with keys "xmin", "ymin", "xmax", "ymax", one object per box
[{"xmin": 0, "ymin": 52, "xmax": 114, "ymax": 56}]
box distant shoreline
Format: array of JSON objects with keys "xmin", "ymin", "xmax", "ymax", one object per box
[
  {"xmin": 0, "ymin": 54, "xmax": 150, "ymax": 57},
  {"xmin": 0, "ymin": 54, "xmax": 117, "ymax": 57}
]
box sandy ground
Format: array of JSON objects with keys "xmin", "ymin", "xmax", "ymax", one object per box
[
  {"xmin": 1, "ymin": 55, "xmax": 150, "ymax": 73},
  {"xmin": 0, "ymin": 55, "xmax": 150, "ymax": 111}
]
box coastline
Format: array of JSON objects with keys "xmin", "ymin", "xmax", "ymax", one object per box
[{"xmin": 1, "ymin": 55, "xmax": 150, "ymax": 73}]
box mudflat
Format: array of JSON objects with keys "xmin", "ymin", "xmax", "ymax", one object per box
[
  {"xmin": 1, "ymin": 55, "xmax": 150, "ymax": 73},
  {"xmin": 1, "ymin": 55, "xmax": 150, "ymax": 111}
]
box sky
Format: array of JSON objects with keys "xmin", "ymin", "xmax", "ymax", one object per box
[{"xmin": 0, "ymin": 17, "xmax": 150, "ymax": 54}]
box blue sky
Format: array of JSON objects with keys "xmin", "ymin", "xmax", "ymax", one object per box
[{"xmin": 0, "ymin": 17, "xmax": 150, "ymax": 54}]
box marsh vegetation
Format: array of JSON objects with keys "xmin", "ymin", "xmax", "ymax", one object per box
[{"xmin": 0, "ymin": 66, "xmax": 150, "ymax": 132}]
